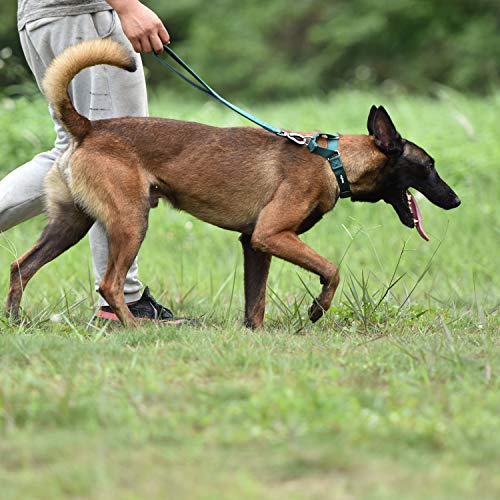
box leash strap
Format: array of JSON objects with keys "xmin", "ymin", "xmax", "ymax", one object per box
[
  {"xmin": 154, "ymin": 46, "xmax": 283, "ymax": 136},
  {"xmin": 153, "ymin": 46, "xmax": 352, "ymax": 198},
  {"xmin": 308, "ymin": 133, "xmax": 352, "ymax": 198}
]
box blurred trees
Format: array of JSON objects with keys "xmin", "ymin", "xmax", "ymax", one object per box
[{"xmin": 1, "ymin": 0, "xmax": 499, "ymax": 99}]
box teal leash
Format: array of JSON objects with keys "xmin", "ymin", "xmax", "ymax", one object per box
[
  {"xmin": 154, "ymin": 46, "xmax": 284, "ymax": 136},
  {"xmin": 153, "ymin": 45, "xmax": 352, "ymax": 198}
]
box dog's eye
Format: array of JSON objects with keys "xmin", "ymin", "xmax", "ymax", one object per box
[{"xmin": 422, "ymin": 160, "xmax": 434, "ymax": 173}]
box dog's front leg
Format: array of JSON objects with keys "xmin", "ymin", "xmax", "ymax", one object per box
[
  {"xmin": 252, "ymin": 229, "xmax": 339, "ymax": 323},
  {"xmin": 251, "ymin": 185, "xmax": 340, "ymax": 323},
  {"xmin": 239, "ymin": 234, "xmax": 272, "ymax": 328}
]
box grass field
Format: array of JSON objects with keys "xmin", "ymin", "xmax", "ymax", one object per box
[{"xmin": 0, "ymin": 88, "xmax": 499, "ymax": 499}]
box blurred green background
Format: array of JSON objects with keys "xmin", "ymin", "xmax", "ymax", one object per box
[
  {"xmin": 1, "ymin": 6, "xmax": 499, "ymax": 495},
  {"xmin": 1, "ymin": 0, "xmax": 499, "ymax": 100}
]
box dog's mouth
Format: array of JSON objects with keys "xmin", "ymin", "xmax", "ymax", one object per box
[
  {"xmin": 388, "ymin": 190, "xmax": 430, "ymax": 241},
  {"xmin": 406, "ymin": 190, "xmax": 429, "ymax": 241}
]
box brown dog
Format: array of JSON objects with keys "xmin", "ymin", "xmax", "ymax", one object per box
[{"xmin": 5, "ymin": 39, "xmax": 460, "ymax": 328}]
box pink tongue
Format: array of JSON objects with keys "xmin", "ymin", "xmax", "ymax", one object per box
[{"xmin": 407, "ymin": 191, "xmax": 430, "ymax": 241}]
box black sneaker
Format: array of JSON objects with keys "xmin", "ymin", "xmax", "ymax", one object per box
[{"xmin": 95, "ymin": 286, "xmax": 189, "ymax": 325}]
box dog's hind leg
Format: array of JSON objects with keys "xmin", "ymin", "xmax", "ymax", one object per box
[
  {"xmin": 239, "ymin": 233, "xmax": 272, "ymax": 329},
  {"xmin": 6, "ymin": 205, "xmax": 94, "ymax": 321},
  {"xmin": 251, "ymin": 183, "xmax": 340, "ymax": 323},
  {"xmin": 68, "ymin": 152, "xmax": 153, "ymax": 327},
  {"xmin": 97, "ymin": 206, "xmax": 150, "ymax": 328}
]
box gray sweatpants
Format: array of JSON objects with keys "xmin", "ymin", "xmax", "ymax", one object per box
[{"xmin": 0, "ymin": 11, "xmax": 148, "ymax": 305}]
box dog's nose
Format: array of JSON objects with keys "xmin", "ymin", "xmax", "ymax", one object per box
[{"xmin": 452, "ymin": 196, "xmax": 461, "ymax": 208}]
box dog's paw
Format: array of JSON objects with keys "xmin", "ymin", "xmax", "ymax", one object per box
[
  {"xmin": 308, "ymin": 301, "xmax": 325, "ymax": 323},
  {"xmin": 3, "ymin": 314, "xmax": 27, "ymax": 328}
]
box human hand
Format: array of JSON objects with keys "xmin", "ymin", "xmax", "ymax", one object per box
[{"xmin": 108, "ymin": 0, "xmax": 170, "ymax": 53}]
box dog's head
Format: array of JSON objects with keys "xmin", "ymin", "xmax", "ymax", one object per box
[{"xmin": 350, "ymin": 105, "xmax": 461, "ymax": 240}]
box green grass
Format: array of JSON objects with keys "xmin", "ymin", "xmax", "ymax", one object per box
[{"xmin": 0, "ymin": 89, "xmax": 499, "ymax": 499}]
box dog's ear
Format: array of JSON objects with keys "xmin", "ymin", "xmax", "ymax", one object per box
[
  {"xmin": 373, "ymin": 106, "xmax": 403, "ymax": 157},
  {"xmin": 367, "ymin": 105, "xmax": 378, "ymax": 135}
]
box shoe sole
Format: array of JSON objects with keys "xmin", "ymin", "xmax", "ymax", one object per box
[{"xmin": 95, "ymin": 310, "xmax": 192, "ymax": 326}]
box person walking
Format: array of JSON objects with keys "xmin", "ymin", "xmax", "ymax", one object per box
[{"xmin": 1, "ymin": 0, "xmax": 181, "ymax": 323}]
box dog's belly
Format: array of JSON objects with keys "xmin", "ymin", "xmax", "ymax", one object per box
[
  {"xmin": 161, "ymin": 187, "xmax": 263, "ymax": 233},
  {"xmin": 155, "ymin": 157, "xmax": 282, "ymax": 233}
]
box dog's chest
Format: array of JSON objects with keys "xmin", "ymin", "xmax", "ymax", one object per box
[{"xmin": 297, "ymin": 204, "xmax": 325, "ymax": 234}]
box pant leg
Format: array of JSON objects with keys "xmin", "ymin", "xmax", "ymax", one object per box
[
  {"xmin": 0, "ymin": 28, "xmax": 69, "ymax": 232},
  {"xmin": 70, "ymin": 11, "xmax": 147, "ymax": 304},
  {"xmin": 0, "ymin": 66, "xmax": 69, "ymax": 231},
  {"xmin": 0, "ymin": 149, "xmax": 60, "ymax": 232}
]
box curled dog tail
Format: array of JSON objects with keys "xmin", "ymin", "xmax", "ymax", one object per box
[{"xmin": 42, "ymin": 39, "xmax": 137, "ymax": 140}]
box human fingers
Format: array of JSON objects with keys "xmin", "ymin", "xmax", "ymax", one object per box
[
  {"xmin": 149, "ymin": 32, "xmax": 165, "ymax": 54},
  {"xmin": 140, "ymin": 35, "xmax": 153, "ymax": 53},
  {"xmin": 158, "ymin": 25, "xmax": 170, "ymax": 45},
  {"xmin": 127, "ymin": 34, "xmax": 141, "ymax": 53}
]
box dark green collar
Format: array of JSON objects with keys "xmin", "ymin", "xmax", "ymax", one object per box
[{"xmin": 308, "ymin": 133, "xmax": 352, "ymax": 198}]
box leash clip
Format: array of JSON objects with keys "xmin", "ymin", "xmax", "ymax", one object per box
[{"xmin": 279, "ymin": 131, "xmax": 312, "ymax": 146}]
